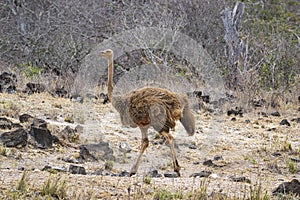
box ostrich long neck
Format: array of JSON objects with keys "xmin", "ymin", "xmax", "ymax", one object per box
[{"xmin": 107, "ymin": 54, "xmax": 114, "ymax": 102}]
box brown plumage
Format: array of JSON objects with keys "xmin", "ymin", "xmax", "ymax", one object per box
[{"xmin": 100, "ymin": 49, "xmax": 195, "ymax": 176}]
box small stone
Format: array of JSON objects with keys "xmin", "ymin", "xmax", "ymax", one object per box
[
  {"xmin": 146, "ymin": 169, "xmax": 162, "ymax": 178},
  {"xmin": 118, "ymin": 170, "xmax": 130, "ymax": 177},
  {"xmin": 92, "ymin": 169, "xmax": 103, "ymax": 176},
  {"xmin": 258, "ymin": 112, "xmax": 268, "ymax": 117},
  {"xmin": 271, "ymin": 111, "xmax": 280, "ymax": 117},
  {"xmin": 31, "ymin": 118, "xmax": 47, "ymax": 129},
  {"xmin": 291, "ymin": 118, "xmax": 300, "ymax": 123},
  {"xmin": 193, "ymin": 161, "xmax": 200, "ymax": 165},
  {"xmin": 69, "ymin": 165, "xmax": 86, "ymax": 175},
  {"xmin": 203, "ymin": 159, "xmax": 214, "ymax": 167},
  {"xmin": 0, "ymin": 117, "xmax": 13, "ymax": 130},
  {"xmin": 210, "ymin": 173, "xmax": 218, "ymax": 179},
  {"xmin": 119, "ymin": 142, "xmax": 131, "ymax": 153},
  {"xmin": 80, "ymin": 141, "xmax": 115, "ymax": 161},
  {"xmin": 230, "ymin": 176, "xmax": 251, "ymax": 183},
  {"xmin": 190, "ymin": 171, "xmax": 212, "ymax": 178},
  {"xmin": 99, "ymin": 93, "xmax": 109, "ymax": 104},
  {"xmin": 267, "ymin": 127, "xmax": 276, "ymax": 131},
  {"xmin": 291, "ymin": 158, "xmax": 300, "ymax": 163},
  {"xmin": 86, "ymin": 93, "xmax": 98, "ymax": 100},
  {"xmin": 164, "ymin": 172, "xmax": 179, "ymax": 178},
  {"xmin": 188, "ymin": 144, "xmax": 197, "ymax": 149},
  {"xmin": 231, "ymin": 117, "xmax": 236, "ymax": 121},
  {"xmin": 279, "ymin": 119, "xmax": 291, "ymax": 126},
  {"xmin": 245, "ymin": 119, "xmax": 251, "ymax": 124},
  {"xmin": 70, "ymin": 94, "xmax": 83, "ymax": 103},
  {"xmin": 214, "ymin": 155, "xmax": 223, "ymax": 161},
  {"xmin": 19, "ymin": 114, "xmax": 34, "ymax": 123},
  {"xmin": 272, "ymin": 152, "xmax": 282, "ymax": 157}
]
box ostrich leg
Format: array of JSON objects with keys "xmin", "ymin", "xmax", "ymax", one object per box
[
  {"xmin": 161, "ymin": 131, "xmax": 181, "ymax": 176},
  {"xmin": 130, "ymin": 127, "xmax": 149, "ymax": 176}
]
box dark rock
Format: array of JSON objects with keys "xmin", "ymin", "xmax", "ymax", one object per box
[
  {"xmin": 193, "ymin": 161, "xmax": 200, "ymax": 165},
  {"xmin": 86, "ymin": 93, "xmax": 98, "ymax": 100},
  {"xmin": 291, "ymin": 118, "xmax": 300, "ymax": 123},
  {"xmin": 227, "ymin": 108, "xmax": 243, "ymax": 117},
  {"xmin": 298, "ymin": 107, "xmax": 300, "ymax": 112},
  {"xmin": 188, "ymin": 144, "xmax": 197, "ymax": 149},
  {"xmin": 0, "ymin": 72, "xmax": 17, "ymax": 94},
  {"xmin": 272, "ymin": 152, "xmax": 282, "ymax": 157},
  {"xmin": 189, "ymin": 91, "xmax": 210, "ymax": 103},
  {"xmin": 69, "ymin": 165, "xmax": 86, "ymax": 175},
  {"xmin": 23, "ymin": 82, "xmax": 45, "ymax": 94},
  {"xmin": 251, "ymin": 99, "xmax": 266, "ymax": 107},
  {"xmin": 19, "ymin": 114, "xmax": 34, "ymax": 123},
  {"xmin": 18, "ymin": 167, "xmax": 25, "ymax": 171},
  {"xmin": 271, "ymin": 111, "xmax": 281, "ymax": 117},
  {"xmin": 70, "ymin": 94, "xmax": 83, "ymax": 103},
  {"xmin": 230, "ymin": 176, "xmax": 251, "ymax": 183},
  {"xmin": 117, "ymin": 170, "xmax": 130, "ymax": 177},
  {"xmin": 267, "ymin": 127, "xmax": 276, "ymax": 131},
  {"xmin": 192, "ymin": 91, "xmax": 202, "ymax": 98},
  {"xmin": 42, "ymin": 165, "xmax": 68, "ymax": 173},
  {"xmin": 231, "ymin": 117, "xmax": 236, "ymax": 121},
  {"xmin": 203, "ymin": 159, "xmax": 214, "ymax": 167},
  {"xmin": 279, "ymin": 119, "xmax": 291, "ymax": 126},
  {"xmin": 0, "ymin": 128, "xmax": 27, "ymax": 147},
  {"xmin": 146, "ymin": 169, "xmax": 162, "ymax": 178},
  {"xmin": 62, "ymin": 157, "xmax": 75, "ymax": 163},
  {"xmin": 29, "ymin": 126, "xmax": 53, "ymax": 148},
  {"xmin": 99, "ymin": 93, "xmax": 109, "ymax": 104},
  {"xmin": 258, "ymin": 112, "xmax": 268, "ymax": 117},
  {"xmin": 52, "ymin": 135, "xmax": 60, "ymax": 144},
  {"xmin": 92, "ymin": 169, "xmax": 103, "ymax": 176},
  {"xmin": 200, "ymin": 95, "xmax": 210, "ymax": 103},
  {"xmin": 0, "ymin": 117, "xmax": 13, "ymax": 129},
  {"xmin": 119, "ymin": 142, "xmax": 131, "ymax": 153},
  {"xmin": 190, "ymin": 171, "xmax": 212, "ymax": 178},
  {"xmin": 214, "ymin": 155, "xmax": 223, "ymax": 161},
  {"xmin": 164, "ymin": 172, "xmax": 179, "ymax": 178},
  {"xmin": 291, "ymin": 158, "xmax": 300, "ymax": 163},
  {"xmin": 52, "ymin": 87, "xmax": 68, "ymax": 98},
  {"xmin": 80, "ymin": 141, "xmax": 115, "ymax": 161},
  {"xmin": 245, "ymin": 119, "xmax": 251, "ymax": 124},
  {"xmin": 298, "ymin": 96, "xmax": 300, "ymax": 102},
  {"xmin": 31, "ymin": 118, "xmax": 47, "ymax": 129},
  {"xmin": 273, "ymin": 179, "xmax": 300, "ymax": 196}
]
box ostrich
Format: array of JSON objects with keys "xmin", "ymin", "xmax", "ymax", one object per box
[{"xmin": 100, "ymin": 49, "xmax": 195, "ymax": 176}]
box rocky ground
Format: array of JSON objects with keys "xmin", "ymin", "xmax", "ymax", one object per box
[{"xmin": 0, "ymin": 91, "xmax": 300, "ymax": 199}]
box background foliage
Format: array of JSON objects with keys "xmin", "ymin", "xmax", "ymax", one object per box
[{"xmin": 0, "ymin": 0, "xmax": 299, "ymax": 94}]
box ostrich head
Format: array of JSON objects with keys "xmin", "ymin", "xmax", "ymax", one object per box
[{"xmin": 100, "ymin": 49, "xmax": 113, "ymax": 59}]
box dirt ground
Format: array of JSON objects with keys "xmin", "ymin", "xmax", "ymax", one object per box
[{"xmin": 0, "ymin": 92, "xmax": 299, "ymax": 199}]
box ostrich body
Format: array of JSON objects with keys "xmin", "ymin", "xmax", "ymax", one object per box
[{"xmin": 100, "ymin": 49, "xmax": 195, "ymax": 176}]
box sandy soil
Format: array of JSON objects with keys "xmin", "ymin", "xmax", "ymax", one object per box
[{"xmin": 0, "ymin": 92, "xmax": 299, "ymax": 199}]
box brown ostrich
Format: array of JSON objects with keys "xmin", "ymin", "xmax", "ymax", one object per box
[{"xmin": 100, "ymin": 49, "xmax": 195, "ymax": 176}]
